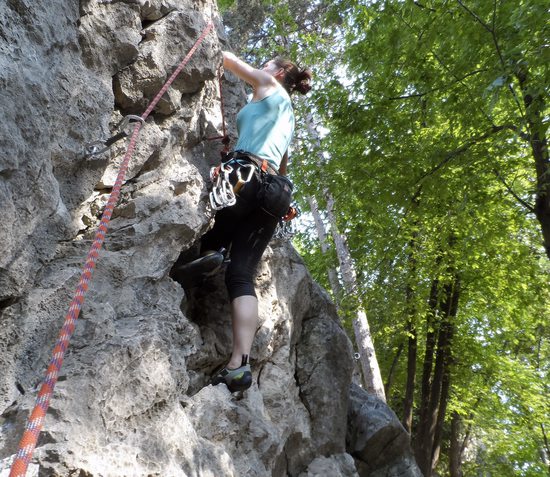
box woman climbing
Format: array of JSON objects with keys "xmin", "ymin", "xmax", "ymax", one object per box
[{"xmin": 173, "ymin": 51, "xmax": 312, "ymax": 392}]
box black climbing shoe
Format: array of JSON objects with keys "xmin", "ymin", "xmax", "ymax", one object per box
[
  {"xmin": 211, "ymin": 355, "xmax": 252, "ymax": 393},
  {"xmin": 172, "ymin": 250, "xmax": 225, "ymax": 288}
]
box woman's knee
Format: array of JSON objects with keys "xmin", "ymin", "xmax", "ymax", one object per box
[{"xmin": 225, "ymin": 269, "xmax": 256, "ymax": 300}]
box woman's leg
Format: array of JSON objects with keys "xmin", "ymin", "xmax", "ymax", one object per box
[
  {"xmin": 200, "ymin": 207, "xmax": 237, "ymax": 254},
  {"xmin": 227, "ymin": 295, "xmax": 258, "ymax": 369},
  {"xmin": 224, "ymin": 209, "xmax": 279, "ymax": 369}
]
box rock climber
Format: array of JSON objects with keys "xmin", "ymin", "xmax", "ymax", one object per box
[{"xmin": 172, "ymin": 51, "xmax": 312, "ymax": 392}]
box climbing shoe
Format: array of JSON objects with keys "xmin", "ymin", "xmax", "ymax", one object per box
[
  {"xmin": 211, "ymin": 355, "xmax": 252, "ymax": 393},
  {"xmin": 171, "ymin": 249, "xmax": 225, "ymax": 288}
]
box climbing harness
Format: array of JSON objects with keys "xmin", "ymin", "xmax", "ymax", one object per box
[
  {"xmin": 9, "ymin": 20, "xmax": 214, "ymax": 477},
  {"xmin": 85, "ymin": 115, "xmax": 145, "ymax": 157},
  {"xmin": 208, "ymin": 151, "xmax": 299, "ymax": 240},
  {"xmin": 208, "ymin": 152, "xmax": 262, "ymax": 210}
]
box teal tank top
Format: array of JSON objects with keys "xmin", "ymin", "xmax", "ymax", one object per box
[{"xmin": 234, "ymin": 87, "xmax": 294, "ymax": 169}]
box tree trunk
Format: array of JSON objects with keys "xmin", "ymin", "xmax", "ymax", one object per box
[
  {"xmin": 325, "ymin": 191, "xmax": 386, "ymax": 401},
  {"xmin": 385, "ymin": 342, "xmax": 404, "ymax": 397},
  {"xmin": 304, "ymin": 114, "xmax": 385, "ymax": 401},
  {"xmin": 352, "ymin": 310, "xmax": 386, "ymax": 399},
  {"xmin": 540, "ymin": 423, "xmax": 550, "ymax": 473},
  {"xmin": 416, "ymin": 273, "xmax": 460, "ymax": 476},
  {"xmin": 403, "ymin": 200, "xmax": 420, "ymax": 432},
  {"xmin": 414, "ymin": 276, "xmax": 440, "ymax": 455},
  {"xmin": 431, "ymin": 328, "xmax": 453, "ymax": 472},
  {"xmin": 403, "ymin": 320, "xmax": 417, "ymax": 433},
  {"xmin": 307, "ymin": 195, "xmax": 342, "ymax": 303},
  {"xmin": 449, "ymin": 412, "xmax": 464, "ymax": 477},
  {"xmin": 515, "ymin": 64, "xmax": 550, "ymax": 259}
]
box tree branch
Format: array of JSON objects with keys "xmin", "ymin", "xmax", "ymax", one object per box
[
  {"xmin": 460, "ymin": 397, "xmax": 482, "ymax": 454},
  {"xmin": 414, "ymin": 1, "xmax": 437, "ymax": 12},
  {"xmin": 492, "ymin": 167, "xmax": 535, "ymax": 213},
  {"xmin": 456, "ymin": 0, "xmax": 526, "ymax": 119},
  {"xmin": 415, "ymin": 124, "xmax": 518, "ymax": 184},
  {"xmin": 388, "ymin": 68, "xmax": 488, "ymax": 101},
  {"xmin": 396, "ymin": 9, "xmax": 496, "ymax": 124},
  {"xmin": 429, "ymin": 49, "xmax": 494, "ymax": 124},
  {"xmin": 456, "ymin": 0, "xmax": 492, "ymax": 33}
]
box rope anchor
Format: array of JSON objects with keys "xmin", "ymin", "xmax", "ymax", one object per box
[{"xmin": 85, "ymin": 115, "xmax": 145, "ymax": 157}]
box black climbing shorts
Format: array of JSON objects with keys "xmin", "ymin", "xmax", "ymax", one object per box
[
  {"xmin": 200, "ymin": 155, "xmax": 293, "ymax": 300},
  {"xmin": 258, "ymin": 173, "xmax": 293, "ymax": 218}
]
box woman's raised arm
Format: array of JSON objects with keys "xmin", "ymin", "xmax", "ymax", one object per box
[{"xmin": 222, "ymin": 51, "xmax": 275, "ymax": 91}]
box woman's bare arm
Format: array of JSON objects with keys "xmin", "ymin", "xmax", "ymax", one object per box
[
  {"xmin": 222, "ymin": 51, "xmax": 278, "ymax": 99},
  {"xmin": 279, "ymin": 151, "xmax": 289, "ymax": 176}
]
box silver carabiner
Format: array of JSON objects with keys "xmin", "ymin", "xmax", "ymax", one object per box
[
  {"xmin": 237, "ymin": 164, "xmax": 255, "ymax": 183},
  {"xmin": 233, "ymin": 164, "xmax": 254, "ymax": 194},
  {"xmin": 116, "ymin": 114, "xmax": 145, "ymax": 134}
]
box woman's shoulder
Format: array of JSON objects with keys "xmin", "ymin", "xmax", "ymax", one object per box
[{"xmin": 251, "ymin": 82, "xmax": 284, "ymax": 102}]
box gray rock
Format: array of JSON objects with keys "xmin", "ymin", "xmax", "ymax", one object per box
[
  {"xmin": 298, "ymin": 454, "xmax": 359, "ymax": 477},
  {"xmin": 347, "ymin": 384, "xmax": 423, "ymax": 477}
]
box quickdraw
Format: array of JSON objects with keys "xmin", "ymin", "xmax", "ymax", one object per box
[
  {"xmin": 209, "ymin": 163, "xmax": 236, "ymax": 210},
  {"xmin": 273, "ymin": 203, "xmax": 300, "ymax": 240},
  {"xmin": 208, "ymin": 160, "xmax": 256, "ymax": 210},
  {"xmin": 85, "ymin": 115, "xmax": 145, "ymax": 157}
]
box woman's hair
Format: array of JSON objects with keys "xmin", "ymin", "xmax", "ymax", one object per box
[{"xmin": 273, "ymin": 57, "xmax": 312, "ymax": 95}]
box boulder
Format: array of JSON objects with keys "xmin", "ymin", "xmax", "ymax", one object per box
[{"xmin": 347, "ymin": 384, "xmax": 423, "ymax": 477}]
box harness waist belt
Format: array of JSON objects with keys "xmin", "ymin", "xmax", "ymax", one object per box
[{"xmin": 228, "ymin": 150, "xmax": 279, "ymax": 175}]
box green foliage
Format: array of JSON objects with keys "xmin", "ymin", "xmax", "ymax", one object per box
[
  {"xmin": 313, "ymin": 1, "xmax": 549, "ymax": 473},
  {"xmin": 217, "ymin": 0, "xmax": 236, "ymax": 13}
]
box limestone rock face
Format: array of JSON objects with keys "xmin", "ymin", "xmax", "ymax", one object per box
[{"xmin": 0, "ymin": 1, "xmax": 358, "ymax": 476}]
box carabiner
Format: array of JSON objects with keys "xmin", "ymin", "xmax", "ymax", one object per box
[
  {"xmin": 209, "ymin": 167, "xmax": 236, "ymax": 210},
  {"xmin": 233, "ymin": 164, "xmax": 255, "ymax": 194},
  {"xmin": 85, "ymin": 115, "xmax": 145, "ymax": 158}
]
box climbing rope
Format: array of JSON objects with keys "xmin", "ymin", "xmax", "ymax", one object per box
[{"xmin": 9, "ymin": 20, "xmax": 214, "ymax": 477}]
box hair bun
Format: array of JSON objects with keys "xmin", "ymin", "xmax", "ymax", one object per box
[
  {"xmin": 294, "ymin": 69, "xmax": 312, "ymax": 95},
  {"xmin": 274, "ymin": 57, "xmax": 313, "ymax": 95}
]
